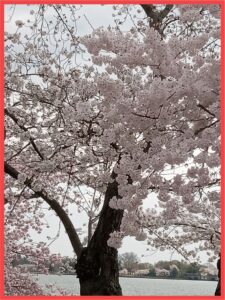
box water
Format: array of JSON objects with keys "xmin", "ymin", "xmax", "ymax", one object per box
[{"xmin": 35, "ymin": 274, "xmax": 217, "ymax": 296}]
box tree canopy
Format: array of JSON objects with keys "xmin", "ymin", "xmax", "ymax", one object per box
[{"xmin": 4, "ymin": 4, "xmax": 221, "ymax": 295}]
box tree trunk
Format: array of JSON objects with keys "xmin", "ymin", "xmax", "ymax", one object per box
[
  {"xmin": 75, "ymin": 177, "xmax": 123, "ymax": 295},
  {"xmin": 215, "ymin": 256, "xmax": 221, "ymax": 296}
]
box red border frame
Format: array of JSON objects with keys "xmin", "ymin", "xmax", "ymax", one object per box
[
  {"xmin": 0, "ymin": 0, "xmax": 224, "ymax": 3},
  {"xmin": 0, "ymin": 0, "xmax": 224, "ymax": 299}
]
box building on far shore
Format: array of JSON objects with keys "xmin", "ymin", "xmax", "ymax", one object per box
[
  {"xmin": 19, "ymin": 263, "xmax": 38, "ymax": 273},
  {"xmin": 155, "ymin": 268, "xmax": 170, "ymax": 277},
  {"xmin": 199, "ymin": 264, "xmax": 218, "ymax": 281},
  {"xmin": 134, "ymin": 269, "xmax": 149, "ymax": 276},
  {"xmin": 119, "ymin": 268, "xmax": 128, "ymax": 275}
]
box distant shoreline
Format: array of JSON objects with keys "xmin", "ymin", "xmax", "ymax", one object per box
[
  {"xmin": 32, "ymin": 273, "xmax": 218, "ymax": 282},
  {"xmin": 119, "ymin": 275, "xmax": 218, "ymax": 282}
]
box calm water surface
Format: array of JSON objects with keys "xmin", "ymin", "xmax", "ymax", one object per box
[{"xmin": 36, "ymin": 274, "xmax": 217, "ymax": 296}]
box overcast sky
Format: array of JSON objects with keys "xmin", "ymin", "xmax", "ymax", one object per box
[{"xmin": 4, "ymin": 4, "xmax": 214, "ymax": 265}]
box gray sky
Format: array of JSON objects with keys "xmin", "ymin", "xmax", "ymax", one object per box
[
  {"xmin": 5, "ymin": 4, "xmax": 138, "ymax": 35},
  {"xmin": 5, "ymin": 4, "xmax": 215, "ymax": 266}
]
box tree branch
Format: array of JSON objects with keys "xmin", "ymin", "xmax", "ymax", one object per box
[
  {"xmin": 4, "ymin": 161, "xmax": 83, "ymax": 257},
  {"xmin": 173, "ymin": 222, "xmax": 221, "ymax": 236},
  {"xmin": 5, "ymin": 108, "xmax": 45, "ymax": 160},
  {"xmin": 197, "ymin": 103, "xmax": 216, "ymax": 117},
  {"xmin": 194, "ymin": 119, "xmax": 220, "ymax": 136},
  {"xmin": 141, "ymin": 4, "xmax": 173, "ymax": 34}
]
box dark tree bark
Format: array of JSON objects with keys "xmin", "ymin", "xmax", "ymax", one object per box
[
  {"xmin": 75, "ymin": 174, "xmax": 123, "ymax": 295},
  {"xmin": 141, "ymin": 4, "xmax": 173, "ymax": 34},
  {"xmin": 215, "ymin": 256, "xmax": 221, "ymax": 296}
]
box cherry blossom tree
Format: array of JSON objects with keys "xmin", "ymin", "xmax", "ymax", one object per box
[
  {"xmin": 4, "ymin": 4, "xmax": 221, "ymax": 295},
  {"xmin": 4, "ymin": 180, "xmax": 70, "ymax": 295}
]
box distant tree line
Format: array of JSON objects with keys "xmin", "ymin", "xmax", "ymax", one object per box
[
  {"xmin": 118, "ymin": 252, "xmax": 217, "ymax": 280},
  {"xmin": 148, "ymin": 260, "xmax": 201, "ymax": 278},
  {"xmin": 12, "ymin": 252, "xmax": 217, "ymax": 280},
  {"xmin": 12, "ymin": 254, "xmax": 76, "ymax": 275}
]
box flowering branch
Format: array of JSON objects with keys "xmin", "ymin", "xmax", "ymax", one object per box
[{"xmin": 4, "ymin": 161, "xmax": 83, "ymax": 257}]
